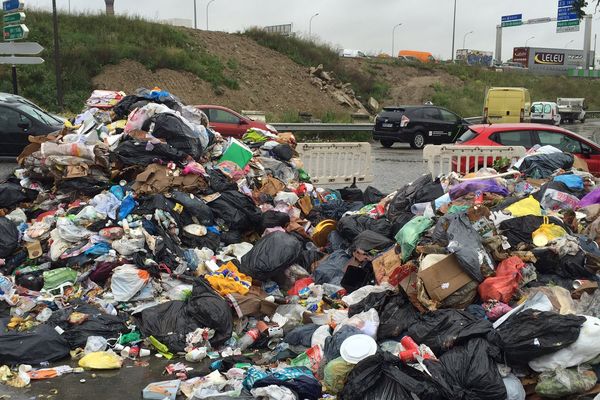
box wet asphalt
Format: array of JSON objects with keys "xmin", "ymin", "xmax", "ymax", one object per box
[{"xmin": 1, "ymin": 120, "xmax": 600, "ymax": 399}]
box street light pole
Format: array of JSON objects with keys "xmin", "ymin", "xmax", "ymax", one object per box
[
  {"xmin": 392, "ymin": 23, "xmax": 402, "ymax": 57},
  {"xmin": 52, "ymin": 0, "xmax": 63, "ymax": 110},
  {"xmin": 309, "ymin": 13, "xmax": 319, "ymax": 39},
  {"xmin": 525, "ymin": 36, "xmax": 535, "ymax": 47},
  {"xmin": 206, "ymin": 0, "xmax": 216, "ymax": 30},
  {"xmin": 193, "ymin": 0, "xmax": 197, "ymax": 29},
  {"xmin": 451, "ymin": 0, "xmax": 457, "ymax": 61},
  {"xmin": 462, "ymin": 30, "xmax": 474, "ymax": 50}
]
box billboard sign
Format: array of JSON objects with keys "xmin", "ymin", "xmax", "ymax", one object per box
[
  {"xmin": 263, "ymin": 24, "xmax": 292, "ymax": 36},
  {"xmin": 513, "ymin": 47, "xmax": 530, "ymax": 67},
  {"xmin": 456, "ymin": 49, "xmax": 493, "ymax": 66},
  {"xmin": 534, "ymin": 52, "xmax": 565, "ymax": 65}
]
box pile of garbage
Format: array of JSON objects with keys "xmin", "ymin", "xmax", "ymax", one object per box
[{"xmin": 2, "ymin": 88, "xmax": 600, "ymax": 400}]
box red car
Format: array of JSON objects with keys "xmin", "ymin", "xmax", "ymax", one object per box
[
  {"xmin": 455, "ymin": 123, "xmax": 600, "ymax": 174},
  {"xmin": 196, "ymin": 105, "xmax": 278, "ymax": 139}
]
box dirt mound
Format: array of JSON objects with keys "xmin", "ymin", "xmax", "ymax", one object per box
[
  {"xmin": 341, "ymin": 59, "xmax": 463, "ymax": 107},
  {"xmin": 92, "ymin": 30, "xmax": 350, "ymax": 118}
]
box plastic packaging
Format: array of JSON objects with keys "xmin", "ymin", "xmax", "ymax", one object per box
[
  {"xmin": 323, "ymin": 357, "xmax": 355, "ymax": 394},
  {"xmin": 84, "ymin": 336, "xmax": 108, "ymax": 354},
  {"xmin": 535, "ymin": 367, "xmax": 597, "ymax": 398},
  {"xmin": 78, "ymin": 351, "xmax": 122, "ymax": 370}
]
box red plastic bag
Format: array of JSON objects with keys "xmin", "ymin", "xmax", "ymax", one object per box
[
  {"xmin": 287, "ymin": 277, "xmax": 314, "ymax": 296},
  {"xmin": 478, "ymin": 256, "xmax": 524, "ymax": 303}
]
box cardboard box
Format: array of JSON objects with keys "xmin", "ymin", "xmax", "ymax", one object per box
[{"xmin": 418, "ymin": 253, "xmax": 474, "ymax": 302}]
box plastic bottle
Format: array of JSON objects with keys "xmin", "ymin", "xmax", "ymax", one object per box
[{"xmin": 237, "ymin": 321, "xmax": 268, "ymax": 351}]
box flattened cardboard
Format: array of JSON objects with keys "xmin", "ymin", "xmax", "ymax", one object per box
[
  {"xmin": 373, "ymin": 246, "xmax": 402, "ymax": 284},
  {"xmin": 418, "ymin": 253, "xmax": 474, "ymax": 302}
]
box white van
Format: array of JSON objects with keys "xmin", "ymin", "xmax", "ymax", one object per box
[
  {"xmin": 341, "ymin": 49, "xmax": 366, "ymax": 58},
  {"xmin": 530, "ymin": 101, "xmax": 561, "ymax": 126}
]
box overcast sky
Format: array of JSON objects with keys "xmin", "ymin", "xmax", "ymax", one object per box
[{"xmin": 27, "ymin": 0, "xmax": 600, "ymax": 60}]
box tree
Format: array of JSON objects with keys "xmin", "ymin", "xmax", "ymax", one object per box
[{"xmin": 105, "ymin": 0, "xmax": 115, "ymax": 16}]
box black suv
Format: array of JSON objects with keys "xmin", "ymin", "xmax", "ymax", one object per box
[{"xmin": 372, "ymin": 106, "xmax": 470, "ymax": 149}]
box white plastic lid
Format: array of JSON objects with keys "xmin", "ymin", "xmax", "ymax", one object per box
[{"xmin": 339, "ymin": 334, "xmax": 377, "ymax": 364}]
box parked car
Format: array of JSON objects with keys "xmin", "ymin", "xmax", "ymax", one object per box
[
  {"xmin": 483, "ymin": 87, "xmax": 531, "ymax": 124},
  {"xmin": 398, "ymin": 50, "xmax": 436, "ymax": 63},
  {"xmin": 372, "ymin": 105, "xmax": 470, "ymax": 149},
  {"xmin": 500, "ymin": 61, "xmax": 527, "ymax": 70},
  {"xmin": 341, "ymin": 49, "xmax": 367, "ymax": 58},
  {"xmin": 196, "ymin": 105, "xmax": 278, "ymax": 139},
  {"xmin": 0, "ymin": 92, "xmax": 64, "ymax": 159},
  {"xmin": 456, "ymin": 123, "xmax": 600, "ymax": 173},
  {"xmin": 530, "ymin": 101, "xmax": 561, "ymax": 126}
]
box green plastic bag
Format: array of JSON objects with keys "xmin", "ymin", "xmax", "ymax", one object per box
[
  {"xmin": 298, "ymin": 169, "xmax": 311, "ymax": 183},
  {"xmin": 42, "ymin": 267, "xmax": 78, "ymax": 292},
  {"xmin": 323, "ymin": 357, "xmax": 355, "ymax": 394},
  {"xmin": 395, "ymin": 216, "xmax": 433, "ymax": 262},
  {"xmin": 535, "ymin": 368, "xmax": 596, "ymax": 398},
  {"xmin": 219, "ymin": 138, "xmax": 253, "ymax": 168}
]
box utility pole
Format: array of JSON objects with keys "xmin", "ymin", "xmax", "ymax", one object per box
[
  {"xmin": 206, "ymin": 0, "xmax": 216, "ymax": 30},
  {"xmin": 451, "ymin": 0, "xmax": 457, "ymax": 61},
  {"xmin": 392, "ymin": 23, "xmax": 402, "ymax": 57},
  {"xmin": 193, "ymin": 0, "xmax": 197, "ymax": 29},
  {"xmin": 52, "ymin": 0, "xmax": 63, "ymax": 110}
]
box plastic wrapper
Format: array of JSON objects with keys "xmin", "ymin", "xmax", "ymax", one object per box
[
  {"xmin": 78, "ymin": 351, "xmax": 122, "ymax": 370},
  {"xmin": 535, "ymin": 367, "xmax": 597, "ymax": 398},
  {"xmin": 323, "ymin": 357, "xmax": 355, "ymax": 394},
  {"xmin": 394, "ymin": 216, "xmax": 433, "ymax": 262}
]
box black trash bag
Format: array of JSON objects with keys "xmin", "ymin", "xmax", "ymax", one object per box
[
  {"xmin": 112, "ymin": 139, "xmax": 187, "ymax": 166},
  {"xmin": 339, "ymin": 186, "xmax": 364, "ymax": 202},
  {"xmin": 240, "ymin": 232, "xmax": 303, "ymax": 281},
  {"xmin": 363, "ymin": 186, "xmax": 386, "ymax": 205},
  {"xmin": 145, "ymin": 113, "xmax": 202, "ymax": 159},
  {"xmin": 348, "ymin": 290, "xmax": 419, "ymax": 341},
  {"xmin": 134, "ymin": 194, "xmax": 182, "ymax": 227},
  {"xmin": 15, "ymin": 273, "xmax": 44, "ymax": 291},
  {"xmin": 49, "ymin": 304, "xmax": 128, "ymax": 349},
  {"xmin": 253, "ymin": 374, "xmax": 322, "ymax": 400},
  {"xmin": 284, "ymin": 324, "xmax": 320, "ymax": 347},
  {"xmin": 207, "ymin": 169, "xmax": 238, "ymax": 193},
  {"xmin": 135, "ymin": 278, "xmax": 233, "ymax": 352},
  {"xmin": 407, "ymin": 309, "xmax": 494, "ymax": 355},
  {"xmin": 295, "ymin": 248, "xmax": 325, "ymax": 272},
  {"xmin": 313, "ymin": 250, "xmax": 351, "ymax": 285},
  {"xmin": 57, "ymin": 176, "xmax": 109, "ymax": 197},
  {"xmin": 434, "ymin": 213, "xmax": 489, "ymax": 282},
  {"xmin": 340, "ymin": 263, "xmax": 375, "ymax": 294},
  {"xmin": 337, "ymin": 215, "xmax": 393, "ymax": 241},
  {"xmin": 414, "ymin": 179, "xmax": 445, "ymax": 205},
  {"xmin": 340, "ymin": 351, "xmax": 450, "ymax": 400},
  {"xmin": 113, "ymin": 94, "xmax": 141, "ymax": 119},
  {"xmin": 533, "ymin": 180, "xmax": 586, "ymax": 201},
  {"xmin": 499, "ymin": 215, "xmax": 568, "ymax": 247},
  {"xmin": 324, "ymin": 325, "xmax": 362, "ymax": 362},
  {"xmin": 221, "ymin": 230, "xmax": 243, "ymax": 246},
  {"xmin": 181, "ymin": 230, "xmax": 221, "ymax": 252},
  {"xmin": 533, "ymin": 247, "xmax": 595, "ymax": 280},
  {"xmin": 390, "ymin": 212, "xmax": 416, "ymax": 236},
  {"xmin": 313, "ymin": 199, "xmax": 364, "ymax": 221},
  {"xmin": 0, "ymin": 321, "xmax": 70, "ymax": 365},
  {"xmin": 171, "ymin": 190, "xmax": 214, "ymax": 226},
  {"xmin": 0, "ymin": 217, "xmax": 19, "ymax": 258},
  {"xmin": 261, "ymin": 210, "xmax": 290, "ymax": 230},
  {"xmin": 496, "ymin": 309, "xmax": 585, "ymax": 365},
  {"xmin": 208, "ymin": 190, "xmax": 262, "ymax": 232},
  {"xmin": 518, "ymin": 153, "xmax": 574, "ymax": 179},
  {"xmin": 0, "ymin": 181, "xmax": 38, "ymax": 208},
  {"xmin": 387, "ymin": 174, "xmax": 434, "ymax": 221},
  {"xmin": 271, "ymin": 144, "xmax": 294, "ymax": 161},
  {"xmin": 425, "ymin": 338, "xmax": 507, "ymax": 400},
  {"xmin": 351, "ymin": 230, "xmax": 394, "ymax": 253}
]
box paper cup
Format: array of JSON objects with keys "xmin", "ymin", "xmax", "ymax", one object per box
[
  {"xmin": 120, "ymin": 346, "xmax": 131, "ymax": 358},
  {"xmin": 139, "ymin": 349, "xmax": 151, "ymax": 357},
  {"xmin": 113, "ymin": 344, "xmax": 125, "ymax": 352}
]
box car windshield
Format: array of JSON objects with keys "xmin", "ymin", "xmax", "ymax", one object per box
[
  {"xmin": 14, "ymin": 102, "xmax": 61, "ymax": 125},
  {"xmin": 457, "ymin": 129, "xmax": 478, "ymax": 143},
  {"xmin": 531, "ymin": 104, "xmax": 544, "ymax": 113}
]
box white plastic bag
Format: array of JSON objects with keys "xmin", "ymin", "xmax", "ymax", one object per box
[
  {"xmin": 333, "ymin": 308, "xmax": 380, "ymax": 339},
  {"xmin": 341, "ymin": 283, "xmax": 394, "ymax": 306},
  {"xmin": 110, "ymin": 265, "xmax": 150, "ymax": 302},
  {"xmin": 503, "ymin": 374, "xmax": 526, "ymax": 400},
  {"xmin": 311, "ymin": 324, "xmax": 332, "ymax": 348},
  {"xmin": 529, "ymin": 316, "xmax": 600, "ymax": 372},
  {"xmin": 85, "ymin": 336, "xmax": 108, "ymax": 354}
]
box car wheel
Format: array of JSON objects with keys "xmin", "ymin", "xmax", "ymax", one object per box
[
  {"xmin": 410, "ymin": 132, "xmax": 426, "ymax": 150},
  {"xmin": 380, "ymin": 140, "xmax": 394, "ymax": 148}
]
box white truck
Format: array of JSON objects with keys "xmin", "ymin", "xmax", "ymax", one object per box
[{"xmin": 557, "ymin": 98, "xmax": 586, "ymax": 124}]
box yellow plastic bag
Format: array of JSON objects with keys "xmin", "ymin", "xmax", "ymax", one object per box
[
  {"xmin": 505, "ymin": 196, "xmax": 542, "ymax": 217},
  {"xmin": 78, "ymin": 351, "xmax": 122, "ymax": 370},
  {"xmin": 532, "ymin": 217, "xmax": 567, "ymax": 247}
]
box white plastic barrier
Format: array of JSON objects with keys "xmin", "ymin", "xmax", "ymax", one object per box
[
  {"xmin": 297, "ymin": 142, "xmax": 373, "ymax": 185},
  {"xmin": 422, "ymin": 144, "xmax": 527, "ymax": 177}
]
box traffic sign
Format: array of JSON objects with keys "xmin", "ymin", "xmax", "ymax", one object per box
[
  {"xmin": 3, "ymin": 12, "xmax": 25, "ymax": 26},
  {"xmin": 557, "ymin": 8, "xmax": 579, "ymax": 21},
  {"xmin": 502, "ymin": 20, "xmax": 523, "ymax": 28},
  {"xmin": 2, "ymin": 24, "xmax": 28, "ymax": 41},
  {"xmin": 558, "ymin": 0, "xmax": 576, "ymax": 7},
  {"xmin": 0, "ymin": 55, "xmax": 43, "ymax": 64},
  {"xmin": 501, "ymin": 14, "xmax": 522, "ymax": 22},
  {"xmin": 528, "ymin": 17, "xmax": 552, "ymax": 24},
  {"xmin": 0, "ymin": 41, "xmax": 42, "ymax": 55},
  {"xmin": 2, "ymin": 0, "xmax": 23, "ymax": 12},
  {"xmin": 557, "ymin": 0, "xmax": 580, "ymax": 33}
]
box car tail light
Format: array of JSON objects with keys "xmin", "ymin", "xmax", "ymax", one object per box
[
  {"xmin": 400, "ymin": 115, "xmax": 410, "ymax": 128},
  {"xmin": 520, "ymin": 108, "xmax": 524, "ymax": 122},
  {"xmin": 483, "ymin": 107, "xmax": 488, "ymax": 122}
]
